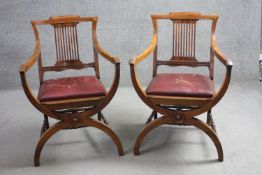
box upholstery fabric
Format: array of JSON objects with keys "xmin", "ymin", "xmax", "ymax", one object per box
[
  {"xmin": 38, "ymin": 76, "xmax": 106, "ymax": 101},
  {"xmin": 146, "ymin": 73, "xmax": 214, "ymax": 98}
]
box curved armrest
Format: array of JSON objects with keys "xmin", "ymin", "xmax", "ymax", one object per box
[
  {"xmin": 19, "ymin": 41, "xmax": 40, "ymax": 73},
  {"xmin": 92, "ymin": 18, "xmax": 120, "ymax": 64},
  {"xmin": 93, "ymin": 41, "xmax": 120, "ymax": 64},
  {"xmin": 211, "ymin": 44, "xmax": 233, "ymax": 108},
  {"xmin": 129, "ymin": 24, "xmax": 174, "ymax": 116},
  {"xmin": 211, "ymin": 43, "xmax": 233, "ymax": 68},
  {"xmin": 19, "ymin": 70, "xmax": 67, "ymax": 121},
  {"xmin": 129, "ymin": 33, "xmax": 157, "ymax": 65},
  {"xmin": 128, "ymin": 31, "xmax": 158, "ymax": 108},
  {"xmin": 19, "ymin": 41, "xmax": 68, "ymax": 121}
]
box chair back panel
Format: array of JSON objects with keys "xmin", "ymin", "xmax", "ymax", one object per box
[
  {"xmin": 31, "ymin": 16, "xmax": 101, "ymax": 83},
  {"xmin": 53, "ymin": 22, "xmax": 81, "ymax": 66},
  {"xmin": 171, "ymin": 19, "xmax": 198, "ymax": 63},
  {"xmin": 152, "ymin": 12, "xmax": 218, "ymax": 79}
]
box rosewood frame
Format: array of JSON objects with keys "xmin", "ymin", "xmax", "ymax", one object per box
[
  {"xmin": 129, "ymin": 12, "xmax": 233, "ymax": 161},
  {"xmin": 19, "ymin": 16, "xmax": 123, "ymax": 166}
]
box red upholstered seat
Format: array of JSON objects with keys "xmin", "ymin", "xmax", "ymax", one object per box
[
  {"xmin": 146, "ymin": 73, "xmax": 214, "ymax": 98},
  {"xmin": 38, "ymin": 76, "xmax": 106, "ymax": 102}
]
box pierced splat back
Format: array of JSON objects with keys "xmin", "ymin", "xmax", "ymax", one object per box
[
  {"xmin": 52, "ymin": 21, "xmax": 81, "ymax": 66},
  {"xmin": 171, "ymin": 19, "xmax": 198, "ymax": 62}
]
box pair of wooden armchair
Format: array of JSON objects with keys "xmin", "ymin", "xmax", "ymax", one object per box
[{"xmin": 19, "ymin": 12, "xmax": 232, "ymax": 166}]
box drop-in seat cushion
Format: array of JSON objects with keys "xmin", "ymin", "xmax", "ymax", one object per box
[
  {"xmin": 146, "ymin": 73, "xmax": 214, "ymax": 98},
  {"xmin": 38, "ymin": 76, "xmax": 106, "ymax": 102}
]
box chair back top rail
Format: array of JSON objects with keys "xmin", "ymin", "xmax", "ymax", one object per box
[
  {"xmin": 152, "ymin": 12, "xmax": 218, "ymax": 20},
  {"xmin": 32, "ymin": 16, "xmax": 97, "ymax": 25}
]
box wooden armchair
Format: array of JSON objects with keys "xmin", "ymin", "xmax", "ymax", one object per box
[
  {"xmin": 130, "ymin": 12, "xmax": 233, "ymax": 161},
  {"xmin": 19, "ymin": 15, "xmax": 123, "ymax": 166}
]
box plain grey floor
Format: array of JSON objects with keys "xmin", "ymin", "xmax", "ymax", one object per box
[{"xmin": 0, "ymin": 81, "xmax": 262, "ymax": 175}]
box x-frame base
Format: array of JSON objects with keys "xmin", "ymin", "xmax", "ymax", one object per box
[
  {"xmin": 134, "ymin": 109, "xmax": 223, "ymax": 162},
  {"xmin": 35, "ymin": 111, "xmax": 124, "ymax": 167}
]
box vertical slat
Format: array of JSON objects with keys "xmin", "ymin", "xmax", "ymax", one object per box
[
  {"xmin": 74, "ymin": 26, "xmax": 80, "ymax": 60},
  {"xmin": 56, "ymin": 27, "xmax": 60, "ymax": 61},
  {"xmin": 176, "ymin": 22, "xmax": 178, "ymax": 57},
  {"xmin": 58, "ymin": 27, "xmax": 63, "ymax": 61},
  {"xmin": 64, "ymin": 27, "xmax": 68, "ymax": 61},
  {"xmin": 181, "ymin": 22, "xmax": 183, "ymax": 59},
  {"xmin": 185, "ymin": 21, "xmax": 188, "ymax": 59},
  {"xmin": 180, "ymin": 22, "xmax": 182, "ymax": 58},
  {"xmin": 183, "ymin": 22, "xmax": 186, "ymax": 60},
  {"xmin": 189, "ymin": 21, "xmax": 192, "ymax": 58},
  {"xmin": 67, "ymin": 27, "xmax": 72, "ymax": 60},
  {"xmin": 187, "ymin": 22, "xmax": 190, "ymax": 58},
  {"xmin": 75, "ymin": 26, "xmax": 78, "ymax": 59},
  {"xmin": 71, "ymin": 26, "xmax": 76, "ymax": 60},
  {"xmin": 171, "ymin": 20, "xmax": 197, "ymax": 61},
  {"xmin": 172, "ymin": 21, "xmax": 175, "ymax": 57},
  {"xmin": 178, "ymin": 23, "xmax": 181, "ymax": 57},
  {"xmin": 64, "ymin": 27, "xmax": 68, "ymax": 60},
  {"xmin": 190, "ymin": 21, "xmax": 193, "ymax": 58},
  {"xmin": 53, "ymin": 23, "xmax": 80, "ymax": 64},
  {"xmin": 68, "ymin": 27, "xmax": 73, "ymax": 60},
  {"xmin": 54, "ymin": 28, "xmax": 59, "ymax": 61},
  {"xmin": 65, "ymin": 27, "xmax": 70, "ymax": 60},
  {"xmin": 60, "ymin": 27, "xmax": 64, "ymax": 61},
  {"xmin": 183, "ymin": 22, "xmax": 187, "ymax": 59},
  {"xmin": 61, "ymin": 27, "xmax": 66, "ymax": 61},
  {"xmin": 179, "ymin": 22, "xmax": 182, "ymax": 57},
  {"xmin": 193, "ymin": 23, "xmax": 196, "ymax": 58}
]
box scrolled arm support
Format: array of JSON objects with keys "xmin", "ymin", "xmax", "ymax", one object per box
[
  {"xmin": 129, "ymin": 16, "xmax": 177, "ymax": 117},
  {"xmin": 19, "ymin": 41, "xmax": 40, "ymax": 73},
  {"xmin": 184, "ymin": 44, "xmax": 233, "ymax": 117},
  {"xmin": 211, "ymin": 43, "xmax": 233, "ymax": 67},
  {"xmin": 75, "ymin": 17, "xmax": 122, "ymax": 120},
  {"xmin": 19, "ymin": 67, "xmax": 68, "ymax": 121},
  {"xmin": 78, "ymin": 62, "xmax": 120, "ymax": 120}
]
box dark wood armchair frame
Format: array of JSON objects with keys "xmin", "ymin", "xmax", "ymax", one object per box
[
  {"xmin": 130, "ymin": 12, "xmax": 233, "ymax": 161},
  {"xmin": 19, "ymin": 16, "xmax": 123, "ymax": 166}
]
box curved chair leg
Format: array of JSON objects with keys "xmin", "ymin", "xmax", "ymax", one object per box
[
  {"xmin": 134, "ymin": 117, "xmax": 167, "ymax": 155},
  {"xmin": 34, "ymin": 122, "xmax": 67, "ymax": 167},
  {"xmin": 190, "ymin": 118, "xmax": 223, "ymax": 161},
  {"xmin": 83, "ymin": 119, "xmax": 124, "ymax": 156}
]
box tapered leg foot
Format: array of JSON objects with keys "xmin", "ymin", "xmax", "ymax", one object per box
[
  {"xmin": 34, "ymin": 122, "xmax": 67, "ymax": 167},
  {"xmin": 84, "ymin": 119, "xmax": 124, "ymax": 156},
  {"xmin": 134, "ymin": 117, "xmax": 167, "ymax": 155},
  {"xmin": 191, "ymin": 118, "xmax": 223, "ymax": 161}
]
